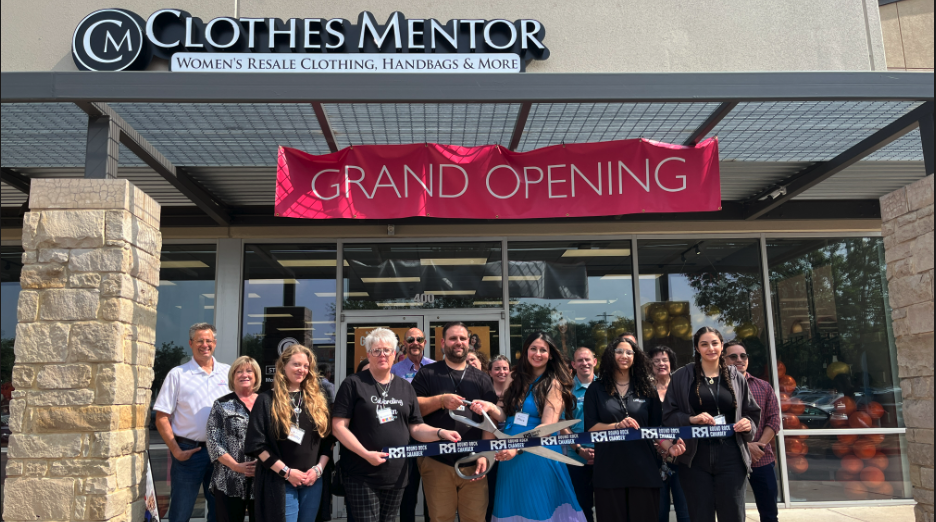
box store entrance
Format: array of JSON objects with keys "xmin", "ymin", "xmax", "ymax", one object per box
[{"xmin": 339, "ymin": 311, "xmax": 506, "ymax": 383}]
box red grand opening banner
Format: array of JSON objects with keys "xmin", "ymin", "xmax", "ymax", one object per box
[{"xmin": 275, "ymin": 138, "xmax": 720, "ymax": 220}]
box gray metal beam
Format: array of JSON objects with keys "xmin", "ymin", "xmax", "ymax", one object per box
[
  {"xmin": 75, "ymin": 101, "xmax": 230, "ymax": 225},
  {"xmin": 311, "ymin": 102, "xmax": 340, "ymax": 153},
  {"xmin": 743, "ymin": 101, "xmax": 934, "ymax": 220},
  {"xmin": 683, "ymin": 102, "xmax": 738, "ymax": 146},
  {"xmin": 3, "ymin": 71, "xmax": 932, "ymax": 104},
  {"xmin": 508, "ymin": 102, "xmax": 532, "ymax": 151},
  {"xmin": 84, "ymin": 114, "xmax": 120, "ymax": 179},
  {"xmin": 920, "ymin": 108, "xmax": 934, "ymax": 176},
  {"xmin": 0, "ymin": 168, "xmax": 31, "ymax": 194}
]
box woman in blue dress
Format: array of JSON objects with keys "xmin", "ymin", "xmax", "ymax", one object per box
[{"xmin": 492, "ymin": 332, "xmax": 586, "ymax": 522}]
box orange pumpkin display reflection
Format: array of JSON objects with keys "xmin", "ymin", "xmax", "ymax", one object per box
[
  {"xmin": 838, "ymin": 434, "xmax": 858, "ymax": 445},
  {"xmin": 863, "ymin": 401, "xmax": 885, "ymax": 420},
  {"xmin": 833, "ymin": 396, "xmax": 857, "ymax": 416},
  {"xmin": 871, "ymin": 481, "xmax": 894, "ymax": 497},
  {"xmin": 787, "ymin": 397, "xmax": 806, "ymax": 415},
  {"xmin": 841, "ymin": 455, "xmax": 864, "ymax": 474},
  {"xmin": 782, "ymin": 414, "xmax": 801, "ymax": 430},
  {"xmin": 869, "ymin": 452, "xmax": 889, "ymax": 471},
  {"xmin": 849, "ymin": 411, "xmax": 874, "ymax": 430},
  {"xmin": 862, "ymin": 433, "xmax": 886, "ymax": 445},
  {"xmin": 832, "ymin": 442, "xmax": 852, "ymax": 458},
  {"xmin": 860, "ymin": 466, "xmax": 885, "ymax": 487},
  {"xmin": 844, "ymin": 481, "xmax": 868, "ymax": 500},
  {"xmin": 853, "ymin": 441, "xmax": 878, "ymax": 460},
  {"xmin": 788, "ymin": 456, "xmax": 809, "ymax": 474},
  {"xmin": 779, "ymin": 375, "xmax": 797, "ymax": 395},
  {"xmin": 779, "ymin": 393, "xmax": 791, "ymax": 412}
]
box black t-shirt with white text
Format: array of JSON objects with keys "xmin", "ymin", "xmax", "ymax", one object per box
[
  {"xmin": 411, "ymin": 361, "xmax": 498, "ymax": 466},
  {"xmin": 332, "ymin": 371, "xmax": 423, "ymax": 489}
]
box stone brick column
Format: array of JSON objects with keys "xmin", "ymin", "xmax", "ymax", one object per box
[
  {"xmin": 3, "ymin": 179, "xmax": 161, "ymax": 522},
  {"xmin": 880, "ymin": 174, "xmax": 934, "ymax": 522}
]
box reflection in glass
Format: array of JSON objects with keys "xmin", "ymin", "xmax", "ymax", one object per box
[
  {"xmin": 786, "ymin": 434, "xmax": 910, "ymax": 501},
  {"xmin": 345, "ymin": 322, "xmax": 417, "ymax": 379},
  {"xmin": 427, "ymin": 320, "xmax": 502, "ymax": 361},
  {"xmin": 154, "ymin": 245, "xmax": 217, "ymax": 398},
  {"xmin": 637, "ymin": 240, "xmax": 769, "ymax": 378},
  {"xmin": 1, "ymin": 246, "xmax": 24, "ymax": 449},
  {"xmin": 242, "ymin": 244, "xmax": 339, "ymax": 389},
  {"xmin": 342, "ymin": 242, "xmax": 503, "ymax": 310},
  {"xmin": 508, "ymin": 241, "xmax": 635, "ymax": 362},
  {"xmin": 768, "ymin": 238, "xmax": 901, "ymax": 430}
]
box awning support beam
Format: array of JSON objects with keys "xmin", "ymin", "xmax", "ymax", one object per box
[
  {"xmin": 1, "ymin": 168, "xmax": 31, "ymax": 194},
  {"xmin": 683, "ymin": 102, "xmax": 737, "ymax": 147},
  {"xmin": 508, "ymin": 102, "xmax": 532, "ymax": 151},
  {"xmin": 920, "ymin": 107, "xmax": 935, "ymax": 176},
  {"xmin": 84, "ymin": 114, "xmax": 120, "ymax": 179},
  {"xmin": 75, "ymin": 101, "xmax": 231, "ymax": 226},
  {"xmin": 312, "ymin": 102, "xmax": 340, "ymax": 153},
  {"xmin": 743, "ymin": 101, "xmax": 934, "ymax": 220}
]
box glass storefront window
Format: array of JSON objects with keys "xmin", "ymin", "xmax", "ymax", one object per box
[
  {"xmin": 342, "ymin": 242, "xmax": 503, "ymax": 310},
  {"xmin": 785, "ymin": 433, "xmax": 910, "ymax": 501},
  {"xmin": 153, "ymin": 245, "xmax": 217, "ymax": 398},
  {"xmin": 1, "ymin": 246, "xmax": 24, "ymax": 449},
  {"xmin": 507, "ymin": 240, "xmax": 635, "ymax": 361},
  {"xmin": 637, "ymin": 239, "xmax": 770, "ymax": 379},
  {"xmin": 767, "ymin": 238, "xmax": 902, "ymax": 430},
  {"xmin": 242, "ymin": 244, "xmax": 340, "ymax": 387}
]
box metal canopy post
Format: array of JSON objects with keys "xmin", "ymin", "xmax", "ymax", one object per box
[
  {"xmin": 83, "ymin": 113, "xmax": 120, "ymax": 179},
  {"xmin": 743, "ymin": 101, "xmax": 935, "ymax": 220}
]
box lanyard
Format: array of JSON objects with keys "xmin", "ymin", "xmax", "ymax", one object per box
[
  {"xmin": 705, "ymin": 375, "xmax": 722, "ymax": 417},
  {"xmin": 615, "ymin": 389, "xmax": 631, "ymax": 420},
  {"xmin": 290, "ymin": 392, "xmax": 303, "ymax": 424},
  {"xmin": 449, "ymin": 368, "xmax": 467, "ymax": 394}
]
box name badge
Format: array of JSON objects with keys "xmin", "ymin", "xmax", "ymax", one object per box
[
  {"xmin": 577, "ymin": 396, "xmax": 585, "ymax": 404},
  {"xmin": 714, "ymin": 415, "xmax": 727, "ymax": 425},
  {"xmin": 405, "ymin": 372, "xmax": 417, "ymax": 380},
  {"xmin": 515, "ymin": 412, "xmax": 530, "ymax": 427},
  {"xmin": 377, "ymin": 406, "xmax": 396, "ymax": 424},
  {"xmin": 456, "ymin": 404, "xmax": 466, "ymax": 412},
  {"xmin": 287, "ymin": 425, "xmax": 305, "ymax": 444}
]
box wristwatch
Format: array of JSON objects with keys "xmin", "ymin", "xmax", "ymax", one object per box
[{"xmin": 278, "ymin": 465, "xmax": 290, "ymax": 478}]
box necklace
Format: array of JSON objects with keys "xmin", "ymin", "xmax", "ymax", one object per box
[
  {"xmin": 375, "ymin": 374, "xmax": 393, "ymax": 398},
  {"xmin": 289, "ymin": 392, "xmax": 302, "ymax": 417}
]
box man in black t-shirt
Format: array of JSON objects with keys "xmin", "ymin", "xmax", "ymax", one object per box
[{"xmin": 412, "ymin": 322, "xmax": 502, "ymax": 522}]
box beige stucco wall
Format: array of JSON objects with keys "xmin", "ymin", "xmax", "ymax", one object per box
[
  {"xmin": 1, "ymin": 0, "xmax": 887, "ymax": 73},
  {"xmin": 881, "ymin": 0, "xmax": 935, "ymax": 71}
]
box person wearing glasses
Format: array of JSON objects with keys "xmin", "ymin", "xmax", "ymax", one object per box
[
  {"xmin": 244, "ymin": 344, "xmax": 334, "ymax": 522},
  {"xmin": 391, "ymin": 328, "xmax": 435, "ymax": 522},
  {"xmin": 584, "ymin": 338, "xmax": 686, "ymax": 520},
  {"xmin": 412, "ymin": 322, "xmax": 502, "ymax": 522},
  {"xmin": 333, "ymin": 328, "xmax": 461, "ymax": 522},
  {"xmin": 724, "ymin": 340, "xmax": 781, "ymax": 522},
  {"xmin": 646, "ymin": 346, "xmax": 690, "ymax": 522},
  {"xmin": 662, "ymin": 327, "xmax": 761, "ymax": 522}
]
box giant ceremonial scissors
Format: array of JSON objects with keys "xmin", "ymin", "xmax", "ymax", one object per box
[{"xmin": 448, "ymin": 402, "xmax": 583, "ymax": 480}]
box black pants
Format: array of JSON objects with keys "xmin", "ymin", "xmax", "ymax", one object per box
[
  {"xmin": 567, "ymin": 464, "xmax": 594, "ymax": 522},
  {"xmin": 678, "ymin": 440, "xmax": 747, "ymax": 522},
  {"xmin": 595, "ymin": 487, "xmax": 660, "ymax": 522},
  {"xmin": 214, "ymin": 490, "xmax": 254, "ymax": 522},
  {"xmin": 399, "ymin": 458, "xmax": 430, "ymax": 522},
  {"xmin": 748, "ymin": 463, "xmax": 779, "ymax": 522}
]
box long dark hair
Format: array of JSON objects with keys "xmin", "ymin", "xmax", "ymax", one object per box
[
  {"xmin": 692, "ymin": 326, "xmax": 737, "ymax": 411},
  {"xmin": 598, "ymin": 338, "xmax": 655, "ymax": 399},
  {"xmin": 503, "ymin": 332, "xmax": 575, "ymax": 419}
]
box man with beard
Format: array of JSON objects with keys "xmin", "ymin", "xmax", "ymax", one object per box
[
  {"xmin": 392, "ymin": 328, "xmax": 435, "ymax": 522},
  {"xmin": 411, "ymin": 322, "xmax": 502, "ymax": 522}
]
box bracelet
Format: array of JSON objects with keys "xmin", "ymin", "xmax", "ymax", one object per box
[
  {"xmin": 437, "ymin": 428, "xmax": 444, "ymax": 440},
  {"xmin": 313, "ymin": 465, "xmax": 323, "ymax": 478}
]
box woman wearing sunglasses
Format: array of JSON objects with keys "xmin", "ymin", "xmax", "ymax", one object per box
[{"xmin": 584, "ymin": 337, "xmax": 686, "ymax": 520}]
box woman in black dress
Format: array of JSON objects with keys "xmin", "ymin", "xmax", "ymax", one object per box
[
  {"xmin": 245, "ymin": 344, "xmax": 334, "ymax": 522},
  {"xmin": 662, "ymin": 327, "xmax": 761, "ymax": 522},
  {"xmin": 584, "ymin": 337, "xmax": 686, "ymax": 521}
]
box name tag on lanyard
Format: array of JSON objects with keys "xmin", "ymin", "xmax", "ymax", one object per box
[
  {"xmin": 287, "ymin": 425, "xmax": 306, "ymax": 444},
  {"xmin": 377, "ymin": 406, "xmax": 396, "ymax": 424},
  {"xmin": 514, "ymin": 412, "xmax": 530, "ymax": 427}
]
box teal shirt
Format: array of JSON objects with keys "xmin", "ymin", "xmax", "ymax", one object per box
[{"xmin": 569, "ymin": 374, "xmax": 594, "ymax": 464}]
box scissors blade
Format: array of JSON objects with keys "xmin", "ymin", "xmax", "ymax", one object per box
[
  {"xmin": 523, "ymin": 446, "xmax": 584, "ymax": 466},
  {"xmin": 512, "ymin": 419, "xmax": 581, "ymax": 439}
]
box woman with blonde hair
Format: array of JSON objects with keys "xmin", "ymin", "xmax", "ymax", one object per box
[
  {"xmin": 207, "ymin": 356, "xmax": 262, "ymax": 522},
  {"xmin": 245, "ymin": 345, "xmax": 334, "ymax": 522}
]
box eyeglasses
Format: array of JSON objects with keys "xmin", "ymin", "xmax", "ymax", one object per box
[
  {"xmin": 614, "ymin": 349, "xmax": 635, "ymax": 357},
  {"xmin": 369, "ymin": 348, "xmax": 396, "ymax": 357},
  {"xmin": 406, "ymin": 336, "xmax": 426, "ymax": 344},
  {"xmin": 727, "ymin": 353, "xmax": 749, "ymax": 361}
]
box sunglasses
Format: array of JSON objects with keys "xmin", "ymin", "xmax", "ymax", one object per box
[
  {"xmin": 406, "ymin": 336, "xmax": 426, "ymax": 344},
  {"xmin": 727, "ymin": 353, "xmax": 749, "ymax": 361}
]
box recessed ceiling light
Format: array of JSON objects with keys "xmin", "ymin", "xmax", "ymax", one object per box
[
  {"xmin": 161, "ymin": 260, "xmax": 210, "ymax": 268},
  {"xmin": 247, "ymin": 313, "xmax": 293, "ymax": 318},
  {"xmin": 567, "ymin": 299, "xmax": 620, "ymax": 305},
  {"xmin": 201, "ymin": 293, "xmax": 215, "ymax": 299},
  {"xmin": 420, "ymin": 258, "xmax": 488, "ymax": 266},
  {"xmin": 159, "ymin": 280, "xmax": 176, "ymax": 286},
  {"xmin": 204, "ymin": 305, "xmax": 214, "ymax": 310},
  {"xmin": 248, "ymin": 293, "xmax": 261, "ymax": 298},
  {"xmin": 600, "ymin": 275, "xmax": 631, "ymax": 280},
  {"xmin": 562, "ymin": 249, "xmax": 631, "ymax": 258},
  {"xmin": 376, "ymin": 302, "xmax": 422, "ymax": 307},
  {"xmin": 278, "ymin": 327, "xmax": 313, "ymax": 331},
  {"xmin": 362, "ymin": 277, "xmax": 420, "ymax": 283},
  {"xmin": 278, "ymin": 259, "xmax": 349, "ymax": 267},
  {"xmin": 424, "ymin": 290, "xmax": 476, "ymax": 296},
  {"xmin": 248, "ymin": 279, "xmax": 299, "ymax": 285},
  {"xmin": 482, "ymin": 275, "xmax": 542, "ymax": 282}
]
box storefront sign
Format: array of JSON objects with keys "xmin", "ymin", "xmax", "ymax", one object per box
[
  {"xmin": 72, "ymin": 9, "xmax": 548, "ymax": 72},
  {"xmin": 275, "ymin": 138, "xmax": 721, "ymax": 220}
]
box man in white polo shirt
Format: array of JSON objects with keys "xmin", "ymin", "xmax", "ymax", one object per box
[{"xmin": 154, "ymin": 323, "xmax": 231, "ymax": 522}]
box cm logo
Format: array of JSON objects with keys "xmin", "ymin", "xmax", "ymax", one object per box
[{"xmin": 72, "ymin": 9, "xmax": 152, "ymax": 71}]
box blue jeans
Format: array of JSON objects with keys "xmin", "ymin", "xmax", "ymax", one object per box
[
  {"xmin": 285, "ymin": 479, "xmax": 324, "ymax": 522},
  {"xmin": 658, "ymin": 465, "xmax": 690, "ymax": 522},
  {"xmin": 169, "ymin": 442, "xmax": 216, "ymax": 522},
  {"xmin": 749, "ymin": 463, "xmax": 779, "ymax": 522}
]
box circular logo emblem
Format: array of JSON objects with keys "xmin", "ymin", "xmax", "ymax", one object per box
[
  {"xmin": 72, "ymin": 9, "xmax": 151, "ymax": 71},
  {"xmin": 278, "ymin": 337, "xmax": 299, "ymax": 356}
]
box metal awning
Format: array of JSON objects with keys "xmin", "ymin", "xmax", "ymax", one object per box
[{"xmin": 2, "ymin": 71, "xmax": 933, "ymax": 227}]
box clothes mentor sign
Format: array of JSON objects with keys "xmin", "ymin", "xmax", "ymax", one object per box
[
  {"xmin": 275, "ymin": 139, "xmax": 721, "ymax": 220},
  {"xmin": 72, "ymin": 9, "xmax": 548, "ymax": 72}
]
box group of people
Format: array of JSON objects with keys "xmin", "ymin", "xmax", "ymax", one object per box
[{"xmin": 154, "ymin": 321, "xmax": 781, "ymax": 522}]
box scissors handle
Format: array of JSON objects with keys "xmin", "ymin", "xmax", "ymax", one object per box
[
  {"xmin": 454, "ymin": 451, "xmax": 497, "ymax": 480},
  {"xmin": 448, "ymin": 404, "xmax": 502, "ymax": 435}
]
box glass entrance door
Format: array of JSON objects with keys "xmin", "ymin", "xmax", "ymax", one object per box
[{"xmin": 341, "ymin": 315, "xmax": 423, "ymax": 383}]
